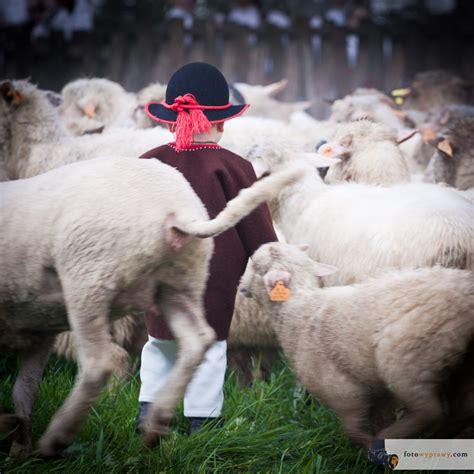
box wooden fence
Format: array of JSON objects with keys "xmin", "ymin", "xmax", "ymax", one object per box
[{"xmin": 1, "ymin": 14, "xmax": 472, "ymax": 118}]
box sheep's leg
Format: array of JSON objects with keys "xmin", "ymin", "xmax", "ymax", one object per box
[
  {"xmin": 326, "ymin": 381, "xmax": 372, "ymax": 448},
  {"xmin": 8, "ymin": 341, "xmax": 52, "ymax": 458},
  {"xmin": 368, "ymin": 393, "xmax": 400, "ymax": 434},
  {"xmin": 376, "ymin": 386, "xmax": 443, "ymax": 440},
  {"xmin": 141, "ymin": 287, "xmax": 215, "ymax": 447},
  {"xmin": 36, "ymin": 292, "xmax": 114, "ymax": 458},
  {"xmin": 106, "ymin": 342, "xmax": 131, "ymax": 384},
  {"xmin": 336, "ymin": 406, "xmax": 373, "ymax": 448},
  {"xmin": 227, "ymin": 347, "xmax": 255, "ymax": 388}
]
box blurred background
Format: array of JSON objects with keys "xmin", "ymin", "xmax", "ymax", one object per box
[{"xmin": 1, "ymin": 0, "xmax": 473, "ymax": 118}]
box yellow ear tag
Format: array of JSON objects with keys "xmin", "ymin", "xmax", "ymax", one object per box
[
  {"xmin": 438, "ymin": 139, "xmax": 453, "ymax": 157},
  {"xmin": 270, "ymin": 281, "xmax": 291, "ymax": 302},
  {"xmin": 394, "ymin": 97, "xmax": 404, "ymax": 105},
  {"xmin": 391, "ymin": 88, "xmax": 410, "ymax": 97}
]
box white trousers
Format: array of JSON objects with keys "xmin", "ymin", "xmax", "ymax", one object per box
[{"xmin": 139, "ymin": 336, "xmax": 227, "ymax": 418}]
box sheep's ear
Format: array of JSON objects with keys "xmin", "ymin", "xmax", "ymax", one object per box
[
  {"xmin": 163, "ymin": 213, "xmax": 192, "ymax": 251},
  {"xmin": 312, "ymin": 261, "xmax": 338, "ymax": 277},
  {"xmin": 290, "ymin": 100, "xmax": 312, "ymax": 111},
  {"xmin": 304, "ymin": 153, "xmax": 341, "ymax": 168},
  {"xmin": 397, "ymin": 128, "xmax": 418, "ymax": 145},
  {"xmin": 0, "ymin": 81, "xmax": 23, "ymax": 106},
  {"xmin": 251, "ymin": 158, "xmax": 270, "ymax": 178},
  {"xmin": 431, "ymin": 136, "xmax": 454, "ymax": 157},
  {"xmin": 422, "ymin": 125, "xmax": 437, "ymax": 144},
  {"xmin": 392, "ymin": 108, "xmax": 407, "ymax": 121},
  {"xmin": 317, "ymin": 140, "xmax": 351, "ymax": 159},
  {"xmin": 322, "ymin": 97, "xmax": 335, "ymax": 105},
  {"xmin": 44, "ymin": 90, "xmax": 63, "ymax": 107},
  {"xmin": 263, "ymin": 268, "xmax": 291, "ymax": 297},
  {"xmin": 426, "ymin": 133, "xmax": 454, "ymax": 156},
  {"xmin": 263, "ymin": 78, "xmax": 288, "ymax": 97}
]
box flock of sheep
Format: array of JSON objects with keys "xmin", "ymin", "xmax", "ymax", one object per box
[{"xmin": 0, "ymin": 68, "xmax": 473, "ymax": 459}]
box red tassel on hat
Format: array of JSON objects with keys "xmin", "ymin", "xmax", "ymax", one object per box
[{"xmin": 171, "ymin": 94, "xmax": 212, "ymax": 151}]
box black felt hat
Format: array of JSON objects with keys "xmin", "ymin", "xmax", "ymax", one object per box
[{"xmin": 146, "ymin": 62, "xmax": 249, "ymax": 124}]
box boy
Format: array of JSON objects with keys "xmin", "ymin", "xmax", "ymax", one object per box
[{"xmin": 138, "ymin": 62, "xmax": 277, "ymax": 434}]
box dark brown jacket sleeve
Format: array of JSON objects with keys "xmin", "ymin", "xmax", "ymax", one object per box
[{"xmin": 217, "ymin": 160, "xmax": 278, "ymax": 257}]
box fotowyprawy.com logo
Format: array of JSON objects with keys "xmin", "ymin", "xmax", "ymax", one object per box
[{"xmin": 368, "ymin": 439, "xmax": 474, "ymax": 470}]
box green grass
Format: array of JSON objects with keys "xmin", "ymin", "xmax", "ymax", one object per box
[{"xmin": 0, "ymin": 355, "xmax": 465, "ymax": 473}]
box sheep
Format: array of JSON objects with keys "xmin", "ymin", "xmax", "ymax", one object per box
[
  {"xmin": 0, "ymin": 80, "xmax": 171, "ymax": 180},
  {"xmin": 239, "ymin": 242, "xmax": 474, "ymax": 446},
  {"xmin": 221, "ymin": 116, "xmax": 309, "ymax": 158},
  {"xmin": 59, "ymin": 78, "xmax": 137, "ymax": 135},
  {"xmin": 0, "ymin": 80, "xmax": 293, "ymax": 387},
  {"xmin": 320, "ymin": 119, "xmax": 411, "ymax": 185},
  {"xmin": 52, "ymin": 314, "xmax": 148, "ymax": 379},
  {"xmin": 0, "ymin": 80, "xmax": 173, "ymax": 379},
  {"xmin": 395, "ymin": 70, "xmax": 473, "ymax": 112},
  {"xmin": 0, "ymin": 155, "xmax": 305, "ymax": 458},
  {"xmin": 329, "ymin": 88, "xmax": 410, "ymax": 130},
  {"xmin": 425, "ymin": 116, "xmax": 474, "ymax": 190},
  {"xmin": 227, "ymin": 282, "xmax": 279, "ymax": 387},
  {"xmin": 326, "ymin": 89, "xmax": 430, "ymax": 175},
  {"xmin": 134, "ymin": 82, "xmax": 167, "ymax": 128},
  {"xmin": 231, "ymin": 79, "xmax": 312, "ymax": 122},
  {"xmin": 248, "ymin": 142, "xmax": 473, "ymax": 287},
  {"xmin": 425, "ymin": 104, "xmax": 474, "ymax": 132},
  {"xmin": 227, "ymin": 135, "xmax": 473, "ymax": 384}
]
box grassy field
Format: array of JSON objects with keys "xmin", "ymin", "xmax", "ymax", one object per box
[{"xmin": 0, "ymin": 355, "xmax": 465, "ymax": 473}]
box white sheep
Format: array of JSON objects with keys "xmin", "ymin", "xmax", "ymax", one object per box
[
  {"xmin": 328, "ymin": 89, "xmax": 430, "ymax": 174},
  {"xmin": 0, "ymin": 80, "xmax": 171, "ymax": 180},
  {"xmin": 0, "ymin": 155, "xmax": 304, "ymax": 458},
  {"xmin": 239, "ymin": 242, "xmax": 474, "ymax": 445},
  {"xmin": 0, "ymin": 80, "xmax": 173, "ymax": 381},
  {"xmin": 329, "ymin": 88, "xmax": 407, "ymax": 130},
  {"xmin": 320, "ymin": 119, "xmax": 411, "ymax": 185},
  {"xmin": 59, "ymin": 78, "xmax": 137, "ymax": 135},
  {"xmin": 224, "ymin": 137, "xmax": 473, "ymax": 371},
  {"xmin": 134, "ymin": 81, "xmax": 167, "ymax": 128},
  {"xmin": 232, "ymin": 79, "xmax": 312, "ymax": 122},
  {"xmin": 246, "ymin": 137, "xmax": 473, "ymax": 278}
]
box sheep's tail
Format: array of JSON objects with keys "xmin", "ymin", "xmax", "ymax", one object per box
[{"xmin": 178, "ymin": 165, "xmax": 305, "ymax": 238}]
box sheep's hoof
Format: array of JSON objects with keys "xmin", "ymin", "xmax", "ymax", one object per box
[
  {"xmin": 35, "ymin": 435, "xmax": 70, "ymax": 459},
  {"xmin": 141, "ymin": 423, "xmax": 170, "ymax": 448},
  {"xmin": 9, "ymin": 440, "xmax": 32, "ymax": 459}
]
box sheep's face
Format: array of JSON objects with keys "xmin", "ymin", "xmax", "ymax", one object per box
[
  {"xmin": 318, "ymin": 120, "xmax": 397, "ymax": 162},
  {"xmin": 59, "ymin": 78, "xmax": 126, "ymax": 134},
  {"xmin": 428, "ymin": 116, "xmax": 474, "ymax": 162},
  {"xmin": 239, "ymin": 243, "xmax": 336, "ymax": 304},
  {"xmin": 0, "ymin": 80, "xmax": 57, "ymax": 131}
]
